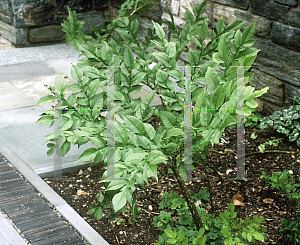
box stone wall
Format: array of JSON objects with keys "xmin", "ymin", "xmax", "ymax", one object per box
[
  {"xmin": 0, "ymin": 0, "xmax": 108, "ymax": 46},
  {"xmin": 158, "ymin": 0, "xmax": 300, "ymax": 114}
]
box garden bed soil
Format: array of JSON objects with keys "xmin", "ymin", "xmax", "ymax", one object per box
[{"xmin": 44, "ymin": 124, "xmax": 300, "ymax": 245}]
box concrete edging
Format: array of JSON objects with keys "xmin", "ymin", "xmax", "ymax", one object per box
[{"xmin": 0, "ymin": 139, "xmax": 109, "ymax": 245}]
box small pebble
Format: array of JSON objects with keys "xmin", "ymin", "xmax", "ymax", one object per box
[
  {"xmin": 69, "ymin": 184, "xmax": 73, "ymax": 188},
  {"xmin": 87, "ymin": 167, "xmax": 92, "ymax": 172},
  {"xmin": 78, "ymin": 170, "xmax": 84, "ymax": 175},
  {"xmin": 74, "ymin": 195, "xmax": 79, "ymax": 200}
]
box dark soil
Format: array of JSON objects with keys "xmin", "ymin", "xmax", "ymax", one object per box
[{"xmin": 44, "ymin": 122, "xmax": 300, "ymax": 245}]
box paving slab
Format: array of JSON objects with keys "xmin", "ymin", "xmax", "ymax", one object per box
[{"xmin": 0, "ymin": 43, "xmax": 79, "ymax": 67}]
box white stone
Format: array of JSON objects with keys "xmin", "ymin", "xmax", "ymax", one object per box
[
  {"xmin": 171, "ymin": 0, "xmax": 180, "ymax": 15},
  {"xmin": 162, "ymin": 12, "xmax": 186, "ymax": 28}
]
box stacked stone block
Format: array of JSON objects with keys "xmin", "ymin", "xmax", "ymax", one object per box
[{"xmin": 0, "ymin": 0, "xmax": 108, "ymax": 46}]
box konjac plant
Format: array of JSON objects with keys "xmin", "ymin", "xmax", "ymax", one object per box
[{"xmin": 36, "ymin": 0, "xmax": 269, "ymax": 243}]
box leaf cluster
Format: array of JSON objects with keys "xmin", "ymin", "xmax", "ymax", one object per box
[
  {"xmin": 280, "ymin": 217, "xmax": 300, "ymax": 243},
  {"xmin": 154, "ymin": 191, "xmax": 266, "ymax": 245},
  {"xmin": 261, "ymin": 170, "xmax": 300, "ymax": 199}
]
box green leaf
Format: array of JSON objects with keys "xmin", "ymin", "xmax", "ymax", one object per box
[
  {"xmin": 36, "ymin": 94, "xmax": 54, "ymax": 105},
  {"xmin": 212, "ymin": 52, "xmax": 223, "ymax": 64},
  {"xmin": 156, "ymin": 69, "xmax": 168, "ymax": 87},
  {"xmin": 164, "ymin": 227, "xmax": 175, "ymax": 239},
  {"xmin": 194, "ymin": 2, "xmax": 207, "ymax": 18},
  {"xmin": 234, "ymin": 30, "xmax": 242, "ymax": 47},
  {"xmin": 152, "ymin": 21, "xmax": 165, "ymax": 40},
  {"xmin": 212, "ymin": 85, "xmax": 225, "ymax": 109},
  {"xmin": 131, "ymin": 18, "xmax": 139, "ymax": 33},
  {"xmin": 188, "ymin": 49, "xmax": 200, "ymax": 66},
  {"xmin": 79, "ymin": 44, "xmax": 98, "ymax": 60},
  {"xmin": 94, "ymin": 207, "xmax": 103, "ymax": 220},
  {"xmin": 141, "ymin": 90, "xmax": 156, "ymax": 110},
  {"xmin": 244, "ymin": 86, "xmax": 255, "ymax": 100},
  {"xmin": 166, "ymin": 42, "xmax": 176, "ymax": 57},
  {"xmin": 77, "ymin": 148, "xmax": 99, "ymax": 162},
  {"xmin": 165, "ymin": 127, "xmax": 184, "ymax": 138},
  {"xmin": 178, "ymin": 230, "xmax": 184, "ymax": 241},
  {"xmin": 71, "ymin": 65, "xmax": 83, "ymax": 82},
  {"xmin": 252, "ymin": 232, "xmax": 264, "ymax": 241},
  {"xmin": 89, "ymin": 136, "xmax": 106, "ymax": 147},
  {"xmin": 246, "ymin": 100, "xmax": 258, "ymax": 108},
  {"xmin": 132, "ymin": 72, "xmax": 146, "ymax": 86},
  {"xmin": 167, "ymin": 239, "xmax": 176, "ymax": 244},
  {"xmin": 250, "ymin": 87, "xmax": 269, "ymax": 100},
  {"xmin": 153, "ymin": 52, "xmax": 172, "ymax": 68},
  {"xmin": 69, "ymin": 84, "xmax": 81, "ymax": 91},
  {"xmin": 36, "ymin": 115, "xmax": 54, "ymax": 125},
  {"xmin": 224, "ymin": 20, "xmax": 244, "ymax": 33},
  {"xmin": 167, "ymin": 70, "xmax": 184, "ymax": 80},
  {"xmin": 137, "ymin": 135, "xmax": 151, "ymax": 149},
  {"xmin": 216, "ymin": 17, "xmax": 224, "ymax": 35},
  {"xmin": 82, "ymin": 66, "xmax": 100, "ymax": 79},
  {"xmin": 62, "ymin": 141, "xmax": 71, "ymax": 156},
  {"xmin": 200, "ymin": 106, "xmax": 212, "ymax": 127},
  {"xmin": 144, "ymin": 123, "xmax": 156, "ymax": 140},
  {"xmin": 185, "ymin": 9, "xmax": 194, "ymax": 24},
  {"xmin": 112, "ymin": 190, "xmax": 127, "ymax": 212},
  {"xmin": 107, "ymin": 180, "xmax": 127, "ymax": 191},
  {"xmin": 247, "ymin": 233, "xmax": 253, "ymax": 242},
  {"xmin": 243, "ymin": 55, "xmax": 256, "ymax": 67},
  {"xmin": 67, "ymin": 94, "xmax": 77, "ymax": 107},
  {"xmin": 124, "ymin": 46, "xmax": 135, "ymax": 68},
  {"xmin": 125, "ymin": 152, "xmax": 147, "ymax": 164},
  {"xmin": 123, "ymin": 116, "xmax": 146, "ymax": 136},
  {"xmin": 159, "ymin": 111, "xmax": 177, "ymax": 128},
  {"xmin": 218, "ymin": 35, "xmax": 229, "ymax": 61},
  {"xmin": 205, "ymin": 67, "xmax": 219, "ymax": 92},
  {"xmin": 242, "ymin": 23, "xmax": 255, "ymax": 43},
  {"xmin": 61, "ymin": 120, "xmax": 73, "ymax": 131}
]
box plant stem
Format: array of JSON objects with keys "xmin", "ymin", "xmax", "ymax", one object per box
[{"xmin": 169, "ymin": 158, "xmax": 202, "ymax": 230}]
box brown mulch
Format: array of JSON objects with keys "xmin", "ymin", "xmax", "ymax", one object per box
[{"xmin": 44, "ymin": 123, "xmax": 300, "ymax": 245}]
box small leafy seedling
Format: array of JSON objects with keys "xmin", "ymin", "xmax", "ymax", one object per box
[{"xmin": 280, "ymin": 217, "xmax": 300, "ymax": 243}]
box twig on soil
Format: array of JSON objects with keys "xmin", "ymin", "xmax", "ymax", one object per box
[{"xmin": 231, "ymin": 150, "xmax": 300, "ymax": 165}]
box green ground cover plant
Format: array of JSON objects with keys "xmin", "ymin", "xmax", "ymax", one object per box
[
  {"xmin": 244, "ymin": 108, "xmax": 262, "ymax": 128},
  {"xmin": 261, "ymin": 170, "xmax": 300, "ymax": 244},
  {"xmin": 280, "ymin": 217, "xmax": 300, "ymax": 244},
  {"xmin": 36, "ymin": 0, "xmax": 269, "ymax": 243},
  {"xmin": 261, "ymin": 170, "xmax": 300, "ymax": 201},
  {"xmin": 260, "ymin": 96, "xmax": 300, "ymax": 147}
]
